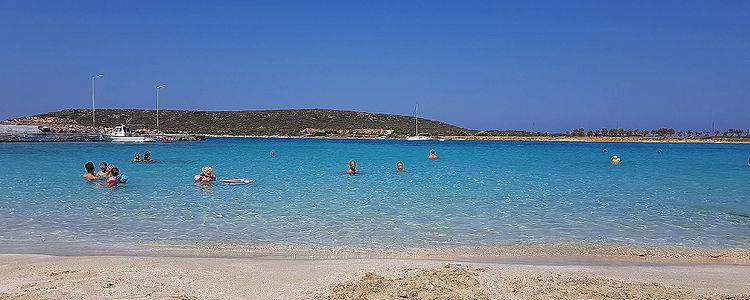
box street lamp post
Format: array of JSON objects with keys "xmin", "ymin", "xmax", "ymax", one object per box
[
  {"xmin": 91, "ymin": 74, "xmax": 104, "ymax": 127},
  {"xmin": 156, "ymin": 84, "xmax": 167, "ymax": 133}
]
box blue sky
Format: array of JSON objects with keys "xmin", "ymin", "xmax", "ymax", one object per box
[{"xmin": 0, "ymin": 1, "xmax": 748, "ymax": 131}]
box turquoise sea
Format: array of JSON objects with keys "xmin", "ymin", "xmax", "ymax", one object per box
[{"xmin": 1, "ymin": 138, "xmax": 749, "ymax": 253}]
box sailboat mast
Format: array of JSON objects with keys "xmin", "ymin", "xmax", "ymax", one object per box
[{"xmin": 415, "ymin": 104, "xmax": 418, "ymax": 135}]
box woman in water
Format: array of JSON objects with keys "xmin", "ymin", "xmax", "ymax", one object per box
[
  {"xmin": 83, "ymin": 162, "xmax": 97, "ymax": 181},
  {"xmin": 143, "ymin": 152, "xmax": 153, "ymax": 163},
  {"xmin": 196, "ymin": 166, "xmax": 216, "ymax": 184},
  {"xmin": 96, "ymin": 162, "xmax": 108, "ymax": 177},
  {"xmin": 133, "ymin": 153, "xmax": 141, "ymax": 162}
]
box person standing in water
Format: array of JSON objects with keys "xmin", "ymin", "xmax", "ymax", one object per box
[
  {"xmin": 397, "ymin": 161, "xmax": 407, "ymax": 172},
  {"xmin": 195, "ymin": 166, "xmax": 216, "ymax": 184},
  {"xmin": 344, "ymin": 160, "xmax": 358, "ymax": 174},
  {"xmin": 133, "ymin": 153, "xmax": 141, "ymax": 162},
  {"xmin": 428, "ymin": 150, "xmax": 438, "ymax": 160},
  {"xmin": 97, "ymin": 167, "xmax": 120, "ymax": 187},
  {"xmin": 83, "ymin": 162, "xmax": 97, "ymax": 181}
]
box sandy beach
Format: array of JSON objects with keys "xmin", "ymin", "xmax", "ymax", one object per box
[{"xmin": 2, "ymin": 244, "xmax": 749, "ymax": 299}]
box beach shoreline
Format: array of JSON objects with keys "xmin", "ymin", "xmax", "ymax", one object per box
[{"xmin": 1, "ymin": 249, "xmax": 749, "ymax": 299}]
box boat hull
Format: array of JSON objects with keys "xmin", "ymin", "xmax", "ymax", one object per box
[
  {"xmin": 104, "ymin": 136, "xmax": 157, "ymax": 143},
  {"xmin": 405, "ymin": 136, "xmax": 433, "ymax": 141}
]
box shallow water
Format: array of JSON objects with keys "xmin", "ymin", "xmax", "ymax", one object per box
[{"xmin": 0, "ymin": 138, "xmax": 749, "ymax": 253}]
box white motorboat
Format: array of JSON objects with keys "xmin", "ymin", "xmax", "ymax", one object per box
[
  {"xmin": 104, "ymin": 125, "xmax": 157, "ymax": 142},
  {"xmin": 405, "ymin": 104, "xmax": 433, "ymax": 141}
]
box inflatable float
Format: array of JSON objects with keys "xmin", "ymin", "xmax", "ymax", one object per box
[{"xmin": 219, "ymin": 178, "xmax": 254, "ymax": 184}]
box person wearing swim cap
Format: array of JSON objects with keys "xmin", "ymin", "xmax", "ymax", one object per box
[
  {"xmin": 397, "ymin": 161, "xmax": 407, "ymax": 172},
  {"xmin": 96, "ymin": 162, "xmax": 108, "ymax": 178},
  {"xmin": 610, "ymin": 155, "xmax": 621, "ymax": 165},
  {"xmin": 344, "ymin": 160, "xmax": 358, "ymax": 174},
  {"xmin": 133, "ymin": 153, "xmax": 141, "ymax": 162},
  {"xmin": 428, "ymin": 150, "xmax": 438, "ymax": 160},
  {"xmin": 83, "ymin": 162, "xmax": 97, "ymax": 181}
]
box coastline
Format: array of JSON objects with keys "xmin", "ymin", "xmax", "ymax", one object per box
[
  {"xmin": 2, "ymin": 242, "xmax": 750, "ymax": 299},
  {"xmin": 204, "ymin": 134, "xmax": 750, "ymax": 144}
]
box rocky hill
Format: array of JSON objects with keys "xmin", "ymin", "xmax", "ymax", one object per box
[{"xmin": 4, "ymin": 109, "xmax": 471, "ymax": 137}]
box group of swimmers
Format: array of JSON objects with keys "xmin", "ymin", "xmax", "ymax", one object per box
[
  {"xmin": 344, "ymin": 150, "xmax": 438, "ymax": 174},
  {"xmin": 85, "ymin": 147, "xmax": 750, "ymax": 187},
  {"xmin": 82, "ymin": 161, "xmax": 128, "ymax": 186},
  {"xmin": 83, "ymin": 152, "xmax": 153, "ymax": 186},
  {"xmin": 133, "ymin": 151, "xmax": 153, "ymax": 162}
]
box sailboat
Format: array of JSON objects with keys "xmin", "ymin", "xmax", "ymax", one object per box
[{"xmin": 405, "ymin": 104, "xmax": 433, "ymax": 141}]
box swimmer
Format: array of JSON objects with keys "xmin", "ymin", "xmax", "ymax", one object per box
[
  {"xmin": 603, "ymin": 149, "xmax": 607, "ymax": 153},
  {"xmin": 143, "ymin": 151, "xmax": 153, "ymax": 163},
  {"xmin": 96, "ymin": 162, "xmax": 108, "ymax": 177},
  {"xmin": 133, "ymin": 153, "xmax": 141, "ymax": 162},
  {"xmin": 397, "ymin": 161, "xmax": 407, "ymax": 172},
  {"xmin": 658, "ymin": 150, "xmax": 662, "ymax": 154},
  {"xmin": 428, "ymin": 150, "xmax": 438, "ymax": 160},
  {"xmin": 271, "ymin": 151, "xmax": 275, "ymax": 158},
  {"xmin": 196, "ymin": 166, "xmax": 216, "ymax": 184},
  {"xmin": 83, "ymin": 162, "xmax": 97, "ymax": 181},
  {"xmin": 97, "ymin": 167, "xmax": 120, "ymax": 186},
  {"xmin": 344, "ymin": 160, "xmax": 358, "ymax": 174},
  {"xmin": 610, "ymin": 155, "xmax": 621, "ymax": 165},
  {"xmin": 747, "ymin": 158, "xmax": 750, "ymax": 167}
]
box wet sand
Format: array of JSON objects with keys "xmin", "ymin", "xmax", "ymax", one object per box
[{"xmin": 1, "ymin": 248, "xmax": 749, "ymax": 299}]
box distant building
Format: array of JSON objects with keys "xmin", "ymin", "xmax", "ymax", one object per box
[{"xmin": 0, "ymin": 125, "xmax": 42, "ymax": 133}]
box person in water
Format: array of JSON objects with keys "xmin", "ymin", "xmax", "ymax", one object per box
[
  {"xmin": 96, "ymin": 162, "xmax": 108, "ymax": 177},
  {"xmin": 133, "ymin": 153, "xmax": 141, "ymax": 162},
  {"xmin": 196, "ymin": 166, "xmax": 216, "ymax": 184},
  {"xmin": 271, "ymin": 151, "xmax": 275, "ymax": 158},
  {"xmin": 397, "ymin": 161, "xmax": 407, "ymax": 172},
  {"xmin": 428, "ymin": 150, "xmax": 438, "ymax": 160},
  {"xmin": 83, "ymin": 162, "xmax": 97, "ymax": 181},
  {"xmin": 345, "ymin": 160, "xmax": 358, "ymax": 174},
  {"xmin": 105, "ymin": 164, "xmax": 115, "ymax": 177},
  {"xmin": 610, "ymin": 155, "xmax": 621, "ymax": 165},
  {"xmin": 143, "ymin": 151, "xmax": 153, "ymax": 163},
  {"xmin": 747, "ymin": 158, "xmax": 750, "ymax": 167},
  {"xmin": 97, "ymin": 167, "xmax": 120, "ymax": 186}
]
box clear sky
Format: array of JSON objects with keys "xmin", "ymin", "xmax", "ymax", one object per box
[{"xmin": 0, "ymin": 1, "xmax": 748, "ymax": 131}]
